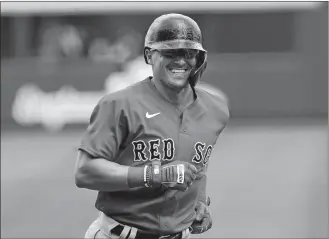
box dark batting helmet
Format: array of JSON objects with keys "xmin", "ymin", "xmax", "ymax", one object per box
[{"xmin": 144, "ymin": 13, "xmax": 207, "ymax": 87}]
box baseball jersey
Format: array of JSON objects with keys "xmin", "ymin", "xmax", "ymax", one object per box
[{"xmin": 79, "ymin": 77, "xmax": 229, "ymax": 235}]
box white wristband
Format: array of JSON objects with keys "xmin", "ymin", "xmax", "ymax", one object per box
[
  {"xmin": 177, "ymin": 164, "xmax": 184, "ymax": 184},
  {"xmin": 144, "ymin": 165, "xmax": 149, "ymax": 187}
]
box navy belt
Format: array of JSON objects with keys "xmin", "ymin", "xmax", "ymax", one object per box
[{"xmin": 111, "ymin": 224, "xmax": 183, "ymax": 239}]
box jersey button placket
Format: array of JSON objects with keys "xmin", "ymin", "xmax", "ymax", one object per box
[{"xmin": 179, "ymin": 113, "xmax": 187, "ymax": 133}]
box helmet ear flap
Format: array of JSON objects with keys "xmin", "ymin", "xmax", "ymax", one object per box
[
  {"xmin": 196, "ymin": 51, "xmax": 206, "ymax": 69},
  {"xmin": 189, "ymin": 51, "xmax": 207, "ymax": 87},
  {"xmin": 192, "ymin": 51, "xmax": 207, "ymax": 76}
]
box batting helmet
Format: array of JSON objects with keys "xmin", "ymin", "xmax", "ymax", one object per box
[{"xmin": 144, "ymin": 13, "xmax": 207, "ymax": 87}]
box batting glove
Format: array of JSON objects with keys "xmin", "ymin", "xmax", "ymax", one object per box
[
  {"xmin": 190, "ymin": 197, "xmax": 212, "ymax": 234},
  {"xmin": 146, "ymin": 160, "xmax": 204, "ymax": 191}
]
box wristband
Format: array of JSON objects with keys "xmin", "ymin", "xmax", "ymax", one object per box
[
  {"xmin": 146, "ymin": 165, "xmax": 152, "ymax": 187},
  {"xmin": 151, "ymin": 160, "xmax": 161, "ymax": 187},
  {"xmin": 143, "ymin": 165, "xmax": 149, "ymax": 187},
  {"xmin": 177, "ymin": 164, "xmax": 185, "ymax": 184}
]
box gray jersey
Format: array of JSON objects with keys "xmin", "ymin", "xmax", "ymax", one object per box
[{"xmin": 79, "ymin": 77, "xmax": 229, "ymax": 234}]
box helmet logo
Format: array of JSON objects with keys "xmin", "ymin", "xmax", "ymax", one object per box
[{"xmin": 176, "ymin": 20, "xmax": 188, "ymax": 39}]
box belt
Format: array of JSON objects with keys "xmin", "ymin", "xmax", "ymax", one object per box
[
  {"xmin": 97, "ymin": 212, "xmax": 186, "ymax": 239},
  {"xmin": 112, "ymin": 225, "xmax": 182, "ymax": 239}
]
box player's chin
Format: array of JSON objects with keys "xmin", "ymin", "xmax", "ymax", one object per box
[
  {"xmin": 165, "ymin": 70, "xmax": 190, "ymax": 87},
  {"xmin": 168, "ymin": 78, "xmax": 189, "ymax": 90}
]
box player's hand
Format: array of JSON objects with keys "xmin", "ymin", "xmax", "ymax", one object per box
[
  {"xmin": 160, "ymin": 161, "xmax": 202, "ymax": 191},
  {"xmin": 190, "ymin": 198, "xmax": 212, "ymax": 234},
  {"xmin": 190, "ymin": 197, "xmax": 211, "ymax": 234},
  {"xmin": 195, "ymin": 200, "xmax": 207, "ymax": 222},
  {"xmin": 190, "ymin": 209, "xmax": 212, "ymax": 234}
]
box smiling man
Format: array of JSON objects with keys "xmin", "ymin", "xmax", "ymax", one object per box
[{"xmin": 75, "ymin": 13, "xmax": 230, "ymax": 239}]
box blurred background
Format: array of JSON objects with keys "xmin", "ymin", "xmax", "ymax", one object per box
[{"xmin": 1, "ymin": 2, "xmax": 328, "ymax": 238}]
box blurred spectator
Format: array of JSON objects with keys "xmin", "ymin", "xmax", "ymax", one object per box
[
  {"xmin": 37, "ymin": 21, "xmax": 63, "ymax": 62},
  {"xmin": 87, "ymin": 37, "xmax": 113, "ymax": 61},
  {"xmin": 59, "ymin": 25, "xmax": 84, "ymax": 57},
  {"xmin": 88, "ymin": 28, "xmax": 142, "ymax": 64},
  {"xmin": 37, "ymin": 21, "xmax": 85, "ymax": 62}
]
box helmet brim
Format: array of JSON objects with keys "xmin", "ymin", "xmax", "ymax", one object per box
[{"xmin": 146, "ymin": 40, "xmax": 206, "ymax": 52}]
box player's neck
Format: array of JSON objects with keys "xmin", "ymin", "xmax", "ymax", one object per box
[{"xmin": 152, "ymin": 77, "xmax": 194, "ymax": 111}]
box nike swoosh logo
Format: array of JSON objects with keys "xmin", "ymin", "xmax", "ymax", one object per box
[{"xmin": 146, "ymin": 112, "xmax": 160, "ymax": 118}]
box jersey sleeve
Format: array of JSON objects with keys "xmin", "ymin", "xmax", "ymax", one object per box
[
  {"xmin": 78, "ymin": 96, "xmax": 128, "ymax": 161},
  {"xmin": 218, "ymin": 99, "xmax": 230, "ymax": 130},
  {"xmin": 213, "ymin": 93, "xmax": 230, "ymax": 143}
]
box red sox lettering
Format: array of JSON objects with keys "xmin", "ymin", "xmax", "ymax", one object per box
[
  {"xmin": 192, "ymin": 142, "xmax": 213, "ymax": 166},
  {"xmin": 132, "ymin": 138, "xmax": 175, "ymax": 161},
  {"xmin": 133, "ymin": 139, "xmax": 213, "ymax": 165}
]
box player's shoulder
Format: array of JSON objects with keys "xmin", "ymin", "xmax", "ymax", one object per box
[
  {"xmin": 99, "ymin": 78, "xmax": 149, "ymax": 106},
  {"xmin": 195, "ymin": 85, "xmax": 230, "ymax": 121}
]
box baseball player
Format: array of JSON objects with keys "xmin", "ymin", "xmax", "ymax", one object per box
[{"xmin": 75, "ymin": 13, "xmax": 230, "ymax": 239}]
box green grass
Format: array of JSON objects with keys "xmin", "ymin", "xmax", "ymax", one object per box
[{"xmin": 1, "ymin": 118, "xmax": 327, "ymax": 238}]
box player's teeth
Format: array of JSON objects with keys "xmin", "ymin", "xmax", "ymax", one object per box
[{"xmin": 171, "ymin": 69, "xmax": 186, "ymax": 73}]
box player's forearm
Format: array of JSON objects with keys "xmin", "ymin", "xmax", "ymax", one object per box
[
  {"xmin": 197, "ymin": 174, "xmax": 207, "ymax": 203},
  {"xmin": 75, "ymin": 153, "xmax": 145, "ymax": 192}
]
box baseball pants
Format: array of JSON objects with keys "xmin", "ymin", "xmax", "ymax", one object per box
[{"xmin": 84, "ymin": 212, "xmax": 191, "ymax": 239}]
